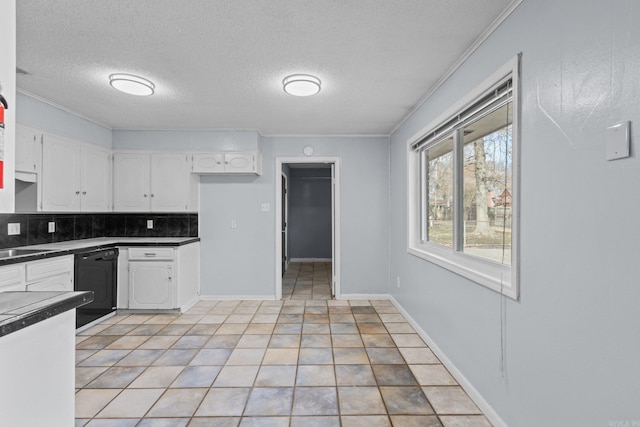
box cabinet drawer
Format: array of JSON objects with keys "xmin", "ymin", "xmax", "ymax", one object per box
[
  {"xmin": 129, "ymin": 247, "xmax": 174, "ymax": 261},
  {"xmin": 26, "ymin": 256, "xmax": 74, "ymax": 283},
  {"xmin": 26, "ymin": 273, "xmax": 73, "ymax": 292},
  {"xmin": 0, "ymin": 264, "xmax": 25, "ymax": 289}
]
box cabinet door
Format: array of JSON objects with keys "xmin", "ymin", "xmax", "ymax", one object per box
[
  {"xmin": 15, "ymin": 123, "xmax": 41, "ymax": 175},
  {"xmin": 224, "ymin": 152, "xmax": 256, "ymax": 173},
  {"xmin": 81, "ymin": 145, "xmax": 111, "ymax": 211},
  {"xmin": 129, "ymin": 262, "xmax": 175, "ymax": 309},
  {"xmin": 26, "ymin": 273, "xmax": 73, "ymax": 292},
  {"xmin": 192, "ymin": 153, "xmax": 224, "ymax": 173},
  {"xmin": 113, "ymin": 153, "xmax": 150, "ymax": 211},
  {"xmin": 41, "ymin": 134, "xmax": 81, "ymax": 211},
  {"xmin": 0, "ymin": 264, "xmax": 26, "ymax": 292},
  {"xmin": 150, "ymin": 154, "xmax": 189, "ymax": 212}
]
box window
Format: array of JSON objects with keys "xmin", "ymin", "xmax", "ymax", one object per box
[{"xmin": 407, "ymin": 56, "xmax": 520, "ymax": 299}]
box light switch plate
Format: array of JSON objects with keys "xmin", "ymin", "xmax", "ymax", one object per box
[
  {"xmin": 606, "ymin": 121, "xmax": 630, "ymax": 160},
  {"xmin": 231, "ymin": 220, "xmax": 237, "ymax": 229},
  {"xmin": 48, "ymin": 221, "xmax": 55, "ymax": 233},
  {"xmin": 7, "ymin": 223, "xmax": 20, "ymax": 236},
  {"xmin": 147, "ymin": 220, "xmax": 154, "ymax": 229}
]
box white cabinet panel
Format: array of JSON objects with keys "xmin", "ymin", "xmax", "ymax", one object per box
[
  {"xmin": 113, "ymin": 152, "xmax": 191, "ymax": 212},
  {"xmin": 81, "ymin": 145, "xmax": 111, "ymax": 211},
  {"xmin": 41, "ymin": 134, "xmax": 81, "ymax": 211},
  {"xmin": 192, "ymin": 153, "xmax": 224, "ymax": 173},
  {"xmin": 151, "ymin": 154, "xmax": 189, "ymax": 212},
  {"xmin": 15, "ymin": 123, "xmax": 41, "ymax": 175},
  {"xmin": 191, "ymin": 151, "xmax": 261, "ymax": 175},
  {"xmin": 224, "ymin": 152, "xmax": 256, "ymax": 173},
  {"xmin": 26, "ymin": 273, "xmax": 73, "ymax": 292},
  {"xmin": 41, "ymin": 133, "xmax": 111, "ymax": 212},
  {"xmin": 129, "ymin": 262, "xmax": 175, "ymax": 309},
  {"xmin": 25, "ymin": 255, "xmax": 74, "ymax": 292},
  {"xmin": 113, "ymin": 153, "xmax": 150, "ymax": 211},
  {"xmin": 0, "ymin": 264, "xmax": 26, "ymax": 292},
  {"xmin": 121, "ymin": 243, "xmax": 198, "ymax": 311}
]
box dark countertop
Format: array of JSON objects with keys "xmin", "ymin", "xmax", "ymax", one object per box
[
  {"xmin": 0, "ymin": 237, "xmax": 200, "ymax": 266},
  {"xmin": 0, "ymin": 291, "xmax": 94, "ymax": 337}
]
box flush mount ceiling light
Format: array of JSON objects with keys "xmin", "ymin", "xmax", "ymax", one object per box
[
  {"xmin": 283, "ymin": 74, "xmax": 321, "ymax": 97},
  {"xmin": 109, "ymin": 73, "xmax": 155, "ymax": 96}
]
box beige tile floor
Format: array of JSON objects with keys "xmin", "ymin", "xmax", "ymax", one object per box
[
  {"xmin": 75, "ymin": 263, "xmax": 492, "ymax": 427},
  {"xmin": 282, "ymin": 261, "xmax": 333, "ymax": 300}
]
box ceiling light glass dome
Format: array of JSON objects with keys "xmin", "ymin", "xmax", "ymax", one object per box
[
  {"xmin": 109, "ymin": 73, "xmax": 155, "ymax": 96},
  {"xmin": 283, "ymin": 74, "xmax": 321, "ymax": 97}
]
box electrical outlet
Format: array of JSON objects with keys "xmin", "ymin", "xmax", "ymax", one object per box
[
  {"xmin": 48, "ymin": 222, "xmax": 55, "ymax": 233},
  {"xmin": 231, "ymin": 220, "xmax": 237, "ymax": 229},
  {"xmin": 147, "ymin": 220, "xmax": 154, "ymax": 229},
  {"xmin": 7, "ymin": 223, "xmax": 20, "ymax": 236},
  {"xmin": 396, "ymin": 276, "xmax": 401, "ymax": 289},
  {"xmin": 261, "ymin": 203, "xmax": 270, "ymax": 212}
]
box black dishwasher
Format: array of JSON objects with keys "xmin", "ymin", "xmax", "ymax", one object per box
[{"xmin": 74, "ymin": 248, "xmax": 118, "ymax": 328}]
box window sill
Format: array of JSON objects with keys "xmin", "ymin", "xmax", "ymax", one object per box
[{"xmin": 407, "ymin": 243, "xmax": 518, "ymax": 300}]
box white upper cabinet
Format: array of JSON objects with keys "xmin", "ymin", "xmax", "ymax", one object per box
[
  {"xmin": 41, "ymin": 133, "xmax": 111, "ymax": 212},
  {"xmin": 112, "ymin": 152, "xmax": 149, "ymax": 211},
  {"xmin": 113, "ymin": 152, "xmax": 191, "ymax": 212},
  {"xmin": 41, "ymin": 134, "xmax": 82, "ymax": 211},
  {"xmin": 15, "ymin": 123, "xmax": 42, "ymax": 177},
  {"xmin": 191, "ymin": 151, "xmax": 262, "ymax": 175},
  {"xmin": 191, "ymin": 153, "xmax": 224, "ymax": 173},
  {"xmin": 81, "ymin": 144, "xmax": 112, "ymax": 212},
  {"xmin": 150, "ymin": 153, "xmax": 190, "ymax": 211}
]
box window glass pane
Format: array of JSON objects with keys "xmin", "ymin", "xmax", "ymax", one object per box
[
  {"xmin": 462, "ymin": 102, "xmax": 512, "ymax": 264},
  {"xmin": 424, "ymin": 136, "xmax": 454, "ymax": 248}
]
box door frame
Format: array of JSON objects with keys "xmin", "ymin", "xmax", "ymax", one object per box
[
  {"xmin": 275, "ymin": 156, "xmax": 341, "ymax": 300},
  {"xmin": 281, "ymin": 171, "xmax": 289, "ymax": 273}
]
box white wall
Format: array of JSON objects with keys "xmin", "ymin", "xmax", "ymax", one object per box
[
  {"xmin": 17, "ymin": 92, "xmax": 112, "ymax": 149},
  {"xmin": 0, "ymin": 0, "xmax": 16, "ymax": 213},
  {"xmin": 389, "ymin": 1, "xmax": 640, "ymax": 426}
]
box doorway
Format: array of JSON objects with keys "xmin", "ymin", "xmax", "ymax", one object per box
[{"xmin": 275, "ymin": 157, "xmax": 341, "ymax": 300}]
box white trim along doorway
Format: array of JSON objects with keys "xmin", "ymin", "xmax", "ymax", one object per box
[{"xmin": 275, "ymin": 157, "xmax": 341, "ymax": 300}]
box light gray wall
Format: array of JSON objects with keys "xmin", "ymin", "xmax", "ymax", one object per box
[
  {"xmin": 112, "ymin": 130, "xmax": 259, "ymax": 151},
  {"xmin": 288, "ymin": 168, "xmax": 332, "ymax": 259},
  {"xmin": 200, "ymin": 135, "xmax": 390, "ymax": 297},
  {"xmin": 16, "ymin": 92, "xmax": 112, "ymax": 148},
  {"xmin": 389, "ymin": 1, "xmax": 640, "ymax": 426},
  {"xmin": 108, "ymin": 132, "xmax": 390, "ymax": 297}
]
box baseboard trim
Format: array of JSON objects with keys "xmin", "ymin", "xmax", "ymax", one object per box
[
  {"xmin": 199, "ymin": 295, "xmax": 277, "ymax": 301},
  {"xmin": 389, "ymin": 296, "xmax": 507, "ymax": 427},
  {"xmin": 339, "ymin": 294, "xmax": 391, "ymax": 300},
  {"xmin": 289, "ymin": 258, "xmax": 332, "ymax": 263},
  {"xmin": 180, "ymin": 297, "xmax": 200, "ymax": 313}
]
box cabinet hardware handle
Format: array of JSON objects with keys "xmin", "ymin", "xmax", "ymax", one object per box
[
  {"xmin": 144, "ymin": 194, "xmax": 148, "ymax": 197},
  {"xmin": 144, "ymin": 253, "xmax": 156, "ymax": 256},
  {"xmin": 82, "ymin": 191, "xmax": 87, "ymax": 195},
  {"xmin": 75, "ymin": 191, "xmax": 80, "ymax": 194},
  {"xmin": 151, "ymin": 194, "xmax": 155, "ymax": 197}
]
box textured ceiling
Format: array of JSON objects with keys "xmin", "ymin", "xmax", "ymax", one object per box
[{"xmin": 16, "ymin": 0, "xmax": 515, "ymax": 135}]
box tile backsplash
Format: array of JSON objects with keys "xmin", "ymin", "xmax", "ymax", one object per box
[{"xmin": 0, "ymin": 213, "xmax": 198, "ymax": 249}]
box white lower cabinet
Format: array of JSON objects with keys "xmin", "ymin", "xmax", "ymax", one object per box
[
  {"xmin": 25, "ymin": 256, "xmax": 74, "ymax": 292},
  {"xmin": 123, "ymin": 243, "xmax": 199, "ymax": 311},
  {"xmin": 129, "ymin": 261, "xmax": 175, "ymax": 309},
  {"xmin": 0, "ymin": 264, "xmax": 26, "ymax": 292}
]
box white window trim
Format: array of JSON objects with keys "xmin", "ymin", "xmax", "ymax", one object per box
[{"xmin": 406, "ymin": 55, "xmax": 520, "ymax": 300}]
